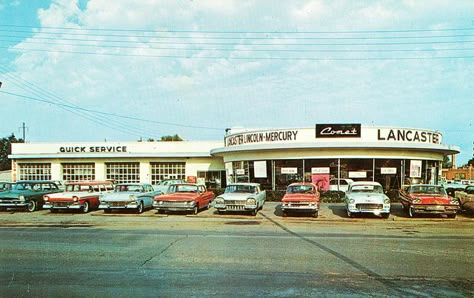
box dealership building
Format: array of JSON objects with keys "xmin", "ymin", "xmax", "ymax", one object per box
[{"xmin": 9, "ymin": 124, "xmax": 460, "ymax": 192}]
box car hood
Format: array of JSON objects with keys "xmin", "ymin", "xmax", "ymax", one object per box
[
  {"xmin": 218, "ymin": 192, "xmax": 254, "ymax": 201},
  {"xmin": 409, "ymin": 194, "xmax": 450, "ymax": 204},
  {"xmin": 101, "ymin": 192, "xmax": 143, "ymax": 202},
  {"xmin": 346, "ymin": 193, "xmax": 387, "ymax": 203},
  {"xmin": 0, "ymin": 191, "xmax": 22, "ymax": 199},
  {"xmin": 46, "ymin": 191, "xmax": 98, "ymax": 200},
  {"xmin": 156, "ymin": 192, "xmax": 198, "ymax": 201},
  {"xmin": 281, "ymin": 193, "xmax": 319, "ymax": 202}
]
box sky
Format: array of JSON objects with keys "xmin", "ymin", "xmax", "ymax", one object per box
[{"xmin": 0, "ymin": 0, "xmax": 473, "ymax": 165}]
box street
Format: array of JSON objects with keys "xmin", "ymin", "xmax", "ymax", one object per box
[{"xmin": 0, "ymin": 203, "xmax": 473, "ymax": 297}]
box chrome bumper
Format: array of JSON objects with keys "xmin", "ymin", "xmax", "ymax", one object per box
[
  {"xmin": 98, "ymin": 203, "xmax": 139, "ymax": 209},
  {"xmin": 43, "ymin": 202, "xmax": 83, "ymax": 210},
  {"xmin": 281, "ymin": 203, "xmax": 318, "ymax": 212},
  {"xmin": 214, "ymin": 203, "xmax": 257, "ymax": 211},
  {"xmin": 0, "ymin": 202, "xmax": 28, "ymax": 208},
  {"xmin": 412, "ymin": 205, "xmax": 458, "ymax": 214},
  {"xmin": 347, "ymin": 204, "xmax": 390, "ymax": 214}
]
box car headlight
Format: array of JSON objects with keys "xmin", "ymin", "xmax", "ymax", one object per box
[
  {"xmin": 413, "ymin": 199, "xmax": 421, "ymax": 204},
  {"xmin": 19, "ymin": 195, "xmax": 25, "ymax": 201},
  {"xmin": 384, "ymin": 198, "xmax": 390, "ymax": 204},
  {"xmin": 129, "ymin": 195, "xmax": 136, "ymax": 201},
  {"xmin": 246, "ymin": 198, "xmax": 256, "ymax": 205},
  {"xmin": 44, "ymin": 196, "xmax": 49, "ymax": 202},
  {"xmin": 450, "ymin": 199, "xmax": 459, "ymax": 205},
  {"xmin": 187, "ymin": 201, "xmax": 195, "ymax": 206},
  {"xmin": 215, "ymin": 197, "xmax": 224, "ymax": 204},
  {"xmin": 158, "ymin": 201, "xmax": 164, "ymax": 205},
  {"xmin": 73, "ymin": 196, "xmax": 79, "ymax": 202},
  {"xmin": 349, "ymin": 199, "xmax": 355, "ymax": 204}
]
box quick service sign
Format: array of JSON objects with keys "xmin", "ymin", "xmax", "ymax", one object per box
[{"xmin": 59, "ymin": 146, "xmax": 127, "ymax": 153}]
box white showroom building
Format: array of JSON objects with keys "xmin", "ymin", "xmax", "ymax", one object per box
[{"xmin": 9, "ymin": 124, "xmax": 460, "ymax": 192}]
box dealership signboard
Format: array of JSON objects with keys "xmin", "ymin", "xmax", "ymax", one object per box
[{"xmin": 315, "ymin": 124, "xmax": 361, "ymax": 138}]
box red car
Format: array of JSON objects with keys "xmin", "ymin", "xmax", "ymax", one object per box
[
  {"xmin": 153, "ymin": 183, "xmax": 214, "ymax": 215},
  {"xmin": 399, "ymin": 184, "xmax": 459, "ymax": 218},
  {"xmin": 43, "ymin": 181, "xmax": 114, "ymax": 213},
  {"xmin": 281, "ymin": 182, "xmax": 320, "ymax": 218}
]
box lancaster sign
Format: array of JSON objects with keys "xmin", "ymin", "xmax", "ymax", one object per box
[
  {"xmin": 377, "ymin": 128, "xmax": 441, "ymax": 144},
  {"xmin": 315, "ymin": 124, "xmax": 361, "ymax": 138},
  {"xmin": 226, "ymin": 130, "xmax": 299, "ymax": 147}
]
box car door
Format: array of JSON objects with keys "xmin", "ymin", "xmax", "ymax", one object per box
[{"xmin": 199, "ymin": 185, "xmax": 213, "ymax": 207}]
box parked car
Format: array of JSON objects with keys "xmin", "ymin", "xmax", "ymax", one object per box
[
  {"xmin": 99, "ymin": 183, "xmax": 160, "ymax": 213},
  {"xmin": 43, "ymin": 181, "xmax": 114, "ymax": 213},
  {"xmin": 329, "ymin": 178, "xmax": 354, "ymax": 192},
  {"xmin": 442, "ymin": 182, "xmax": 467, "ymax": 197},
  {"xmin": 0, "ymin": 180, "xmax": 61, "ymax": 212},
  {"xmin": 214, "ymin": 183, "xmax": 266, "ymax": 216},
  {"xmin": 399, "ymin": 184, "xmax": 459, "ymax": 218},
  {"xmin": 455, "ymin": 185, "xmax": 474, "ymax": 213},
  {"xmin": 345, "ymin": 181, "xmax": 390, "ymax": 218},
  {"xmin": 153, "ymin": 183, "xmax": 214, "ymax": 215},
  {"xmin": 153, "ymin": 179, "xmax": 186, "ymax": 194},
  {"xmin": 281, "ymin": 182, "xmax": 320, "ymax": 218}
]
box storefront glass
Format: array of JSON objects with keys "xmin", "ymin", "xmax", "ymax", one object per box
[
  {"xmin": 62, "ymin": 163, "xmax": 95, "ymax": 182},
  {"xmin": 106, "ymin": 162, "xmax": 140, "ymax": 184},
  {"xmin": 150, "ymin": 162, "xmax": 185, "ymax": 184},
  {"xmin": 17, "ymin": 163, "xmax": 51, "ymax": 181}
]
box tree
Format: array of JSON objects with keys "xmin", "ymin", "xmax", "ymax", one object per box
[
  {"xmin": 0, "ymin": 134, "xmax": 24, "ymax": 171},
  {"xmin": 160, "ymin": 134, "xmax": 183, "ymax": 141},
  {"xmin": 442, "ymin": 155, "xmax": 452, "ymax": 168}
]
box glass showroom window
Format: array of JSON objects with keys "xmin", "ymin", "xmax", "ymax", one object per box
[
  {"xmin": 150, "ymin": 162, "xmax": 185, "ymax": 184},
  {"xmin": 17, "ymin": 163, "xmax": 51, "ymax": 181},
  {"xmin": 231, "ymin": 161, "xmax": 249, "ymax": 183},
  {"xmin": 106, "ymin": 162, "xmax": 140, "ymax": 184},
  {"xmin": 62, "ymin": 163, "xmax": 95, "ymax": 182}
]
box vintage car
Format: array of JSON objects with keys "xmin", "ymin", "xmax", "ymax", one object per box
[
  {"xmin": 281, "ymin": 182, "xmax": 320, "ymax": 218},
  {"xmin": 214, "ymin": 183, "xmax": 266, "ymax": 216},
  {"xmin": 153, "ymin": 179, "xmax": 186, "ymax": 194},
  {"xmin": 99, "ymin": 183, "xmax": 159, "ymax": 213},
  {"xmin": 0, "ymin": 180, "xmax": 61, "ymax": 212},
  {"xmin": 399, "ymin": 184, "xmax": 459, "ymax": 218},
  {"xmin": 345, "ymin": 181, "xmax": 391, "ymax": 218},
  {"xmin": 43, "ymin": 181, "xmax": 114, "ymax": 213},
  {"xmin": 153, "ymin": 183, "xmax": 214, "ymax": 214},
  {"xmin": 455, "ymin": 185, "xmax": 474, "ymax": 213},
  {"xmin": 329, "ymin": 178, "xmax": 354, "ymax": 193}
]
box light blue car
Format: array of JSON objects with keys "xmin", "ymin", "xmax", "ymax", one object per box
[{"xmin": 99, "ymin": 183, "xmax": 160, "ymax": 214}]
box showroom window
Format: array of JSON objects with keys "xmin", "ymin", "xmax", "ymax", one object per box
[
  {"xmin": 106, "ymin": 162, "xmax": 140, "ymax": 184},
  {"xmin": 150, "ymin": 162, "xmax": 185, "ymax": 184},
  {"xmin": 17, "ymin": 163, "xmax": 51, "ymax": 181},
  {"xmin": 62, "ymin": 163, "xmax": 95, "ymax": 182}
]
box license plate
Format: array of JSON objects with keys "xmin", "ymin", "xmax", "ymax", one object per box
[{"xmin": 427, "ymin": 206, "xmax": 444, "ymax": 211}]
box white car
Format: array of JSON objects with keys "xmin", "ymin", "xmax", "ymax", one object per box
[
  {"xmin": 99, "ymin": 183, "xmax": 159, "ymax": 213},
  {"xmin": 329, "ymin": 178, "xmax": 354, "ymax": 192},
  {"xmin": 345, "ymin": 181, "xmax": 390, "ymax": 218},
  {"xmin": 214, "ymin": 183, "xmax": 266, "ymax": 216},
  {"xmin": 153, "ymin": 179, "xmax": 186, "ymax": 194}
]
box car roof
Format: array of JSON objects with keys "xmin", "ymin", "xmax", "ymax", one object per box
[
  {"xmin": 228, "ymin": 183, "xmax": 260, "ymax": 187},
  {"xmin": 288, "ymin": 182, "xmax": 316, "ymax": 186},
  {"xmin": 116, "ymin": 183, "xmax": 150, "ymax": 186},
  {"xmin": 66, "ymin": 181, "xmax": 113, "ymax": 185},
  {"xmin": 14, "ymin": 180, "xmax": 57, "ymax": 183},
  {"xmin": 350, "ymin": 181, "xmax": 382, "ymax": 186},
  {"xmin": 409, "ymin": 184, "xmax": 441, "ymax": 187}
]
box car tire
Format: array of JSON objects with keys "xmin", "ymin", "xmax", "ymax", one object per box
[
  {"xmin": 282, "ymin": 211, "xmax": 288, "ymax": 217},
  {"xmin": 82, "ymin": 201, "xmax": 90, "ymax": 213},
  {"xmin": 447, "ymin": 213, "xmax": 456, "ymax": 219},
  {"xmin": 251, "ymin": 209, "xmax": 257, "ymax": 216},
  {"xmin": 26, "ymin": 200, "xmax": 37, "ymax": 212},
  {"xmin": 408, "ymin": 207, "xmax": 416, "ymax": 218},
  {"xmin": 137, "ymin": 202, "xmax": 144, "ymax": 214},
  {"xmin": 193, "ymin": 204, "xmax": 199, "ymax": 215},
  {"xmin": 313, "ymin": 211, "xmax": 319, "ymax": 218},
  {"xmin": 382, "ymin": 213, "xmax": 390, "ymax": 219},
  {"xmin": 104, "ymin": 209, "xmax": 112, "ymax": 214}
]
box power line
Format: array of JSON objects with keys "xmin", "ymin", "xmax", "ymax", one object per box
[
  {"xmin": 2, "ymin": 46, "xmax": 474, "ymax": 60},
  {"xmin": 0, "ymin": 64, "xmax": 161, "ymax": 138},
  {"xmin": 1, "ymin": 23, "xmax": 474, "ymax": 34},
  {"xmin": 0, "ymin": 90, "xmax": 224, "ymax": 131}
]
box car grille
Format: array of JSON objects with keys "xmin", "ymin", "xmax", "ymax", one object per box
[
  {"xmin": 224, "ymin": 200, "xmax": 246, "ymax": 206},
  {"xmin": 109, "ymin": 202, "xmax": 127, "ymax": 207},
  {"xmin": 356, "ymin": 204, "xmax": 383, "ymax": 210},
  {"xmin": 226, "ymin": 205, "xmax": 246, "ymax": 211},
  {"xmin": 160, "ymin": 201, "xmax": 188, "ymax": 207},
  {"xmin": 53, "ymin": 202, "xmax": 71, "ymax": 207},
  {"xmin": 286, "ymin": 202, "xmax": 310, "ymax": 207}
]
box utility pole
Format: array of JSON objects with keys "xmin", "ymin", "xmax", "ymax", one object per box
[{"xmin": 19, "ymin": 122, "xmax": 26, "ymax": 142}]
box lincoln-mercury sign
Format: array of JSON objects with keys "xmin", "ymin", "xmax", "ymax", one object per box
[{"xmin": 226, "ymin": 130, "xmax": 298, "ymax": 147}]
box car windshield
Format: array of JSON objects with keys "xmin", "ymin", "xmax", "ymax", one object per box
[
  {"xmin": 287, "ymin": 185, "xmax": 314, "ymax": 194},
  {"xmin": 225, "ymin": 185, "xmax": 256, "ymax": 194},
  {"xmin": 350, "ymin": 185, "xmax": 383, "ymax": 193},
  {"xmin": 170, "ymin": 185, "xmax": 198, "ymax": 193},
  {"xmin": 115, "ymin": 185, "xmax": 143, "ymax": 192},
  {"xmin": 0, "ymin": 183, "xmax": 12, "ymax": 191},
  {"xmin": 409, "ymin": 185, "xmax": 446, "ymax": 195}
]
